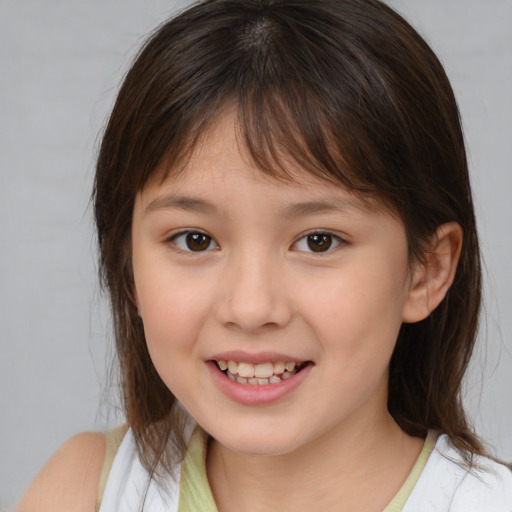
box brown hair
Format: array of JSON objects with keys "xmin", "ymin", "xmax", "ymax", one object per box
[{"xmin": 93, "ymin": 0, "xmax": 483, "ymax": 474}]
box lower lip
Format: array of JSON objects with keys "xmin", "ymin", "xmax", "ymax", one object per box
[{"xmin": 207, "ymin": 361, "xmax": 313, "ymax": 406}]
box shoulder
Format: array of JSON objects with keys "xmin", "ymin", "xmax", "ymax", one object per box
[
  {"xmin": 449, "ymin": 449, "xmax": 512, "ymax": 510},
  {"xmin": 422, "ymin": 434, "xmax": 512, "ymax": 510},
  {"xmin": 404, "ymin": 433, "xmax": 512, "ymax": 511},
  {"xmin": 17, "ymin": 432, "xmax": 106, "ymax": 512}
]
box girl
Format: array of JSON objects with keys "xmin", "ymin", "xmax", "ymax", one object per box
[{"xmin": 19, "ymin": 0, "xmax": 512, "ymax": 511}]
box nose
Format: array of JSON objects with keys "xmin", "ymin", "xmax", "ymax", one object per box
[{"xmin": 214, "ymin": 249, "xmax": 293, "ymax": 333}]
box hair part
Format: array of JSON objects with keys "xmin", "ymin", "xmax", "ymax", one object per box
[{"xmin": 93, "ymin": 0, "xmax": 483, "ymax": 474}]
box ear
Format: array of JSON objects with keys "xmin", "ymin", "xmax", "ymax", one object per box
[{"xmin": 402, "ymin": 222, "xmax": 463, "ymax": 323}]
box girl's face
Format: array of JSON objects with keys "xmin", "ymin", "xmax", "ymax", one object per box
[{"xmin": 131, "ymin": 113, "xmax": 419, "ymax": 457}]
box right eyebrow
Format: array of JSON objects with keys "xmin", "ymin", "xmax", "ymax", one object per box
[{"xmin": 143, "ymin": 195, "xmax": 217, "ymax": 216}]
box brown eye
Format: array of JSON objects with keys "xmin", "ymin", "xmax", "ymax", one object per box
[
  {"xmin": 172, "ymin": 231, "xmax": 218, "ymax": 252},
  {"xmin": 186, "ymin": 233, "xmax": 212, "ymax": 251},
  {"xmin": 307, "ymin": 233, "xmax": 333, "ymax": 252},
  {"xmin": 293, "ymin": 231, "xmax": 343, "ymax": 254}
]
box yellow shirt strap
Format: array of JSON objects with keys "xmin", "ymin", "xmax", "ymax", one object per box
[
  {"xmin": 179, "ymin": 427, "xmax": 218, "ymax": 512},
  {"xmin": 178, "ymin": 428, "xmax": 436, "ymax": 512},
  {"xmin": 96, "ymin": 423, "xmax": 129, "ymax": 512},
  {"xmin": 383, "ymin": 432, "xmax": 437, "ymax": 512}
]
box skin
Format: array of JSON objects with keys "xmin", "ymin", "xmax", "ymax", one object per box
[
  {"xmin": 130, "ymin": 113, "xmax": 462, "ymax": 511},
  {"xmin": 18, "ymin": 113, "xmax": 462, "ymax": 511},
  {"xmin": 16, "ymin": 433, "xmax": 105, "ymax": 512}
]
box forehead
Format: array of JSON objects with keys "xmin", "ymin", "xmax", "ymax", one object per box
[{"xmin": 141, "ymin": 111, "xmax": 381, "ymax": 217}]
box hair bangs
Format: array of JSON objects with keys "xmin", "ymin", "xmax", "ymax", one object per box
[{"xmin": 147, "ymin": 12, "xmax": 390, "ymax": 205}]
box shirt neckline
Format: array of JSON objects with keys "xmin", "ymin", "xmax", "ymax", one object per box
[{"xmin": 178, "ymin": 428, "xmax": 437, "ymax": 512}]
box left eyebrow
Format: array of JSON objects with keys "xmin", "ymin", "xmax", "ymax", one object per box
[
  {"xmin": 281, "ymin": 198, "xmax": 374, "ymax": 218},
  {"xmin": 143, "ymin": 195, "xmax": 217, "ymax": 217}
]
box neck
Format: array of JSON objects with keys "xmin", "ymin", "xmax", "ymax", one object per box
[{"xmin": 206, "ymin": 412, "xmax": 424, "ymax": 512}]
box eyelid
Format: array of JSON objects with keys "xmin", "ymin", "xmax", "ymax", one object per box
[
  {"xmin": 166, "ymin": 229, "xmax": 219, "ymax": 253},
  {"xmin": 291, "ymin": 230, "xmax": 347, "ymax": 253},
  {"xmin": 163, "ymin": 228, "xmax": 346, "ymax": 254}
]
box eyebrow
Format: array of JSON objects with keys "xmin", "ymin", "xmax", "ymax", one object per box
[
  {"xmin": 281, "ymin": 198, "xmax": 374, "ymax": 218},
  {"xmin": 144, "ymin": 195, "xmax": 217, "ymax": 216},
  {"xmin": 144, "ymin": 194, "xmax": 374, "ymax": 218}
]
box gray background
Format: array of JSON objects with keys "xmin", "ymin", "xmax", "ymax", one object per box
[{"xmin": 1, "ymin": 0, "xmax": 511, "ymax": 509}]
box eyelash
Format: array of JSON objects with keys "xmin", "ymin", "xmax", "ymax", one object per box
[
  {"xmin": 292, "ymin": 231, "xmax": 346, "ymax": 254},
  {"xmin": 168, "ymin": 230, "xmax": 219, "ymax": 253},
  {"xmin": 166, "ymin": 230, "xmax": 346, "ymax": 254}
]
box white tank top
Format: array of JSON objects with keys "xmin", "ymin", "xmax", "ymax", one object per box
[
  {"xmin": 99, "ymin": 429, "xmax": 512, "ymax": 512},
  {"xmin": 98, "ymin": 428, "xmax": 182, "ymax": 512}
]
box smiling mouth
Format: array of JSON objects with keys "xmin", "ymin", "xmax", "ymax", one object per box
[{"xmin": 214, "ymin": 360, "xmax": 308, "ymax": 385}]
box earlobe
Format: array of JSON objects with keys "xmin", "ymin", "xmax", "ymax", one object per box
[{"xmin": 402, "ymin": 222, "xmax": 463, "ymax": 323}]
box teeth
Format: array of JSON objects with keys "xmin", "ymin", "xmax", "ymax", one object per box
[
  {"xmin": 254, "ymin": 362, "xmax": 274, "ymax": 378},
  {"xmin": 273, "ymin": 361, "xmax": 285, "ymax": 374},
  {"xmin": 216, "ymin": 359, "xmax": 303, "ymax": 385},
  {"xmin": 227, "ymin": 360, "xmax": 239, "ymax": 374},
  {"xmin": 237, "ymin": 362, "xmax": 255, "ymax": 378}
]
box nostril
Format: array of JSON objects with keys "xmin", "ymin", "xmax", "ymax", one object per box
[{"xmin": 214, "ymin": 271, "xmax": 292, "ymax": 332}]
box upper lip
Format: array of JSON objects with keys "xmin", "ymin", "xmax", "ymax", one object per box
[{"xmin": 208, "ymin": 350, "xmax": 307, "ymax": 364}]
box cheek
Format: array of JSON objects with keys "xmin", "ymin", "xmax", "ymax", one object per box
[
  {"xmin": 138, "ymin": 283, "xmax": 211, "ymax": 397},
  {"xmin": 140, "ymin": 286, "xmax": 205, "ymax": 344},
  {"xmin": 297, "ymin": 262, "xmax": 408, "ymax": 357},
  {"xmin": 134, "ymin": 263, "xmax": 214, "ymax": 361}
]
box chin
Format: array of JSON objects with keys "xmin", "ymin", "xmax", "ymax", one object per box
[
  {"xmin": 222, "ymin": 439, "xmax": 297, "ymax": 458},
  {"xmin": 208, "ymin": 422, "xmax": 306, "ymax": 457}
]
